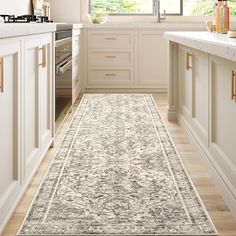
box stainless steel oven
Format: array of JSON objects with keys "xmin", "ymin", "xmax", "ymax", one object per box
[{"xmin": 55, "ymin": 29, "xmax": 72, "ymax": 121}]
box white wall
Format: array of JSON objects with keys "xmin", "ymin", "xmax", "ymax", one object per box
[
  {"xmin": 48, "ymin": 0, "xmax": 81, "ymax": 23},
  {"xmin": 0, "ymin": 0, "xmax": 32, "ymax": 15}
]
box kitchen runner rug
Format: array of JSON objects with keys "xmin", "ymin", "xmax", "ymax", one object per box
[{"xmin": 18, "ymin": 94, "xmax": 217, "ymax": 236}]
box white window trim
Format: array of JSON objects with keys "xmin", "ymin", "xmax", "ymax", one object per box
[{"xmin": 82, "ymin": 0, "xmax": 236, "ymax": 23}]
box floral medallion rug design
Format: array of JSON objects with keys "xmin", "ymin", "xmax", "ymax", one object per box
[{"xmin": 18, "ymin": 94, "xmax": 218, "ymax": 236}]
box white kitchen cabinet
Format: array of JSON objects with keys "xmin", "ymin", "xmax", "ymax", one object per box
[
  {"xmin": 85, "ymin": 29, "xmax": 169, "ymax": 90},
  {"xmin": 138, "ymin": 31, "xmax": 167, "ymax": 88},
  {"xmin": 88, "ymin": 67, "xmax": 134, "ymax": 85},
  {"xmin": 166, "ymin": 34, "xmax": 236, "ymax": 216},
  {"xmin": 209, "ymin": 55, "xmax": 236, "ymax": 190},
  {"xmin": 86, "ymin": 30, "xmax": 134, "ymax": 87},
  {"xmin": 23, "ymin": 33, "xmax": 53, "ymax": 181},
  {"xmin": 88, "ymin": 30, "xmax": 134, "ymax": 49},
  {"xmin": 0, "ymin": 30, "xmax": 55, "ymax": 234},
  {"xmin": 0, "ymin": 40, "xmax": 21, "ymax": 227},
  {"xmin": 178, "ymin": 45, "xmax": 209, "ymax": 145}
]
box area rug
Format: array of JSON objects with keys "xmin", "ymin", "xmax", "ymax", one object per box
[{"xmin": 17, "ymin": 94, "xmax": 217, "ymax": 236}]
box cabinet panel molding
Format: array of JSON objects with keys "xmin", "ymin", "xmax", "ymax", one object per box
[{"xmin": 0, "ymin": 40, "xmax": 21, "ymax": 233}]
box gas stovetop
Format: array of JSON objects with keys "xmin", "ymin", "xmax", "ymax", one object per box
[{"xmin": 0, "ymin": 15, "xmax": 53, "ymax": 23}]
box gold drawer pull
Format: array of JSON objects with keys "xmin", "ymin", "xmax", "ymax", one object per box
[
  {"xmin": 105, "ymin": 73, "xmax": 117, "ymax": 76},
  {"xmin": 185, "ymin": 52, "xmax": 192, "ymax": 70},
  {"xmin": 232, "ymin": 71, "xmax": 236, "ymax": 102},
  {"xmin": 105, "ymin": 56, "xmax": 117, "ymax": 59},
  {"xmin": 0, "ymin": 58, "xmax": 3, "ymax": 93},
  {"xmin": 39, "ymin": 45, "xmax": 47, "ymax": 68},
  {"xmin": 105, "ymin": 37, "xmax": 117, "ymax": 40}
]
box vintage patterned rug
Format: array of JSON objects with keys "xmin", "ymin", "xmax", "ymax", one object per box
[{"xmin": 18, "ymin": 94, "xmax": 217, "ymax": 236}]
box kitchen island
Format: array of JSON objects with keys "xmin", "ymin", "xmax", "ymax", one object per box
[{"xmin": 164, "ymin": 31, "xmax": 236, "ymax": 218}]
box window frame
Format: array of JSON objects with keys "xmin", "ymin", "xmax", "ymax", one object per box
[{"xmin": 88, "ymin": 0, "xmax": 183, "ymax": 16}]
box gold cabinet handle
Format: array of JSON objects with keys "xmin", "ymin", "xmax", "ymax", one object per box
[
  {"xmin": 0, "ymin": 58, "xmax": 3, "ymax": 93},
  {"xmin": 185, "ymin": 52, "xmax": 192, "ymax": 71},
  {"xmin": 39, "ymin": 45, "xmax": 46, "ymax": 68},
  {"xmin": 105, "ymin": 37, "xmax": 117, "ymax": 40},
  {"xmin": 235, "ymin": 74, "xmax": 236, "ymax": 102},
  {"xmin": 232, "ymin": 71, "xmax": 236, "ymax": 102},
  {"xmin": 105, "ymin": 55, "xmax": 117, "ymax": 59},
  {"xmin": 105, "ymin": 73, "xmax": 117, "ymax": 76}
]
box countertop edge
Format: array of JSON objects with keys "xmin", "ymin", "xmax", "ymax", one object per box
[
  {"xmin": 0, "ymin": 23, "xmax": 57, "ymax": 39},
  {"xmin": 164, "ymin": 31, "xmax": 236, "ymax": 62}
]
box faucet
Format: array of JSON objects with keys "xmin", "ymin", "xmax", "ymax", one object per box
[{"xmin": 154, "ymin": 0, "xmax": 166, "ymax": 23}]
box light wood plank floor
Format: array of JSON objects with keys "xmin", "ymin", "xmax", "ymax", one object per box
[{"xmin": 2, "ymin": 93, "xmax": 236, "ymax": 236}]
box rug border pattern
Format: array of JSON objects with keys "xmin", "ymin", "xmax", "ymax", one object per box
[{"xmin": 17, "ymin": 94, "xmax": 218, "ymax": 236}]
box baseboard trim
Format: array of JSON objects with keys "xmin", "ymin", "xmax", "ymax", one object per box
[
  {"xmin": 84, "ymin": 88, "xmax": 168, "ymax": 93},
  {"xmin": 177, "ymin": 113, "xmax": 236, "ymax": 217},
  {"xmin": 167, "ymin": 109, "xmax": 177, "ymax": 122}
]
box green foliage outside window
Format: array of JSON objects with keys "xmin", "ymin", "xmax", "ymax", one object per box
[
  {"xmin": 90, "ymin": 0, "xmax": 236, "ymax": 16},
  {"xmin": 90, "ymin": 0, "xmax": 153, "ymax": 14},
  {"xmin": 91, "ymin": 0, "xmax": 141, "ymax": 14},
  {"xmin": 190, "ymin": 0, "xmax": 236, "ymax": 16}
]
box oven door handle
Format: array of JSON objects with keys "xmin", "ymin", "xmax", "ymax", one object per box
[
  {"xmin": 55, "ymin": 37, "xmax": 72, "ymax": 47},
  {"xmin": 56, "ymin": 59, "xmax": 72, "ymax": 75}
]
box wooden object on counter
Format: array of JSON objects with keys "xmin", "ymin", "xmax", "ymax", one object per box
[{"xmin": 227, "ymin": 30, "xmax": 236, "ymax": 38}]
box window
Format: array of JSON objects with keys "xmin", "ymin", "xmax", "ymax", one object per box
[
  {"xmin": 183, "ymin": 0, "xmax": 236, "ymax": 16},
  {"xmin": 160, "ymin": 0, "xmax": 183, "ymax": 15},
  {"xmin": 89, "ymin": 0, "xmax": 183, "ymax": 15}
]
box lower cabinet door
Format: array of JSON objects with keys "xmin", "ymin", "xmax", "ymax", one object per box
[
  {"xmin": 0, "ymin": 41, "xmax": 21, "ymax": 224},
  {"xmin": 191, "ymin": 49, "xmax": 209, "ymax": 145},
  {"xmin": 24, "ymin": 34, "xmax": 53, "ymax": 181},
  {"xmin": 138, "ymin": 31, "xmax": 168, "ymax": 88},
  {"xmin": 39, "ymin": 36, "xmax": 53, "ymax": 155},
  {"xmin": 210, "ymin": 55, "xmax": 236, "ymax": 192},
  {"xmin": 178, "ymin": 45, "xmax": 193, "ymax": 121},
  {"xmin": 24, "ymin": 37, "xmax": 41, "ymax": 180}
]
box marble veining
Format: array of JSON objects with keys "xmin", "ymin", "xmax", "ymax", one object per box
[
  {"xmin": 164, "ymin": 31, "xmax": 236, "ymax": 62},
  {"xmin": 17, "ymin": 94, "xmax": 217, "ymax": 236}
]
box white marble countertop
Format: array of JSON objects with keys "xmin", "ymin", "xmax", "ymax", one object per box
[
  {"xmin": 164, "ymin": 31, "xmax": 236, "ymax": 62},
  {"xmin": 82, "ymin": 21, "xmax": 206, "ymax": 30},
  {"xmin": 0, "ymin": 23, "xmax": 56, "ymax": 39}
]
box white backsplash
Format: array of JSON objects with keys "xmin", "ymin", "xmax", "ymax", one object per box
[
  {"xmin": 48, "ymin": 0, "xmax": 81, "ymax": 23},
  {"xmin": 0, "ymin": 0, "xmax": 32, "ymax": 15}
]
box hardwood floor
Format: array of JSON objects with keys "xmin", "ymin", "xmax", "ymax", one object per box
[{"xmin": 2, "ymin": 93, "xmax": 236, "ymax": 236}]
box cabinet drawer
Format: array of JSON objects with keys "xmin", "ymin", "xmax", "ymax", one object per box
[
  {"xmin": 88, "ymin": 50, "xmax": 133, "ymax": 66},
  {"xmin": 88, "ymin": 68, "xmax": 133, "ymax": 85},
  {"xmin": 88, "ymin": 31, "xmax": 134, "ymax": 49}
]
